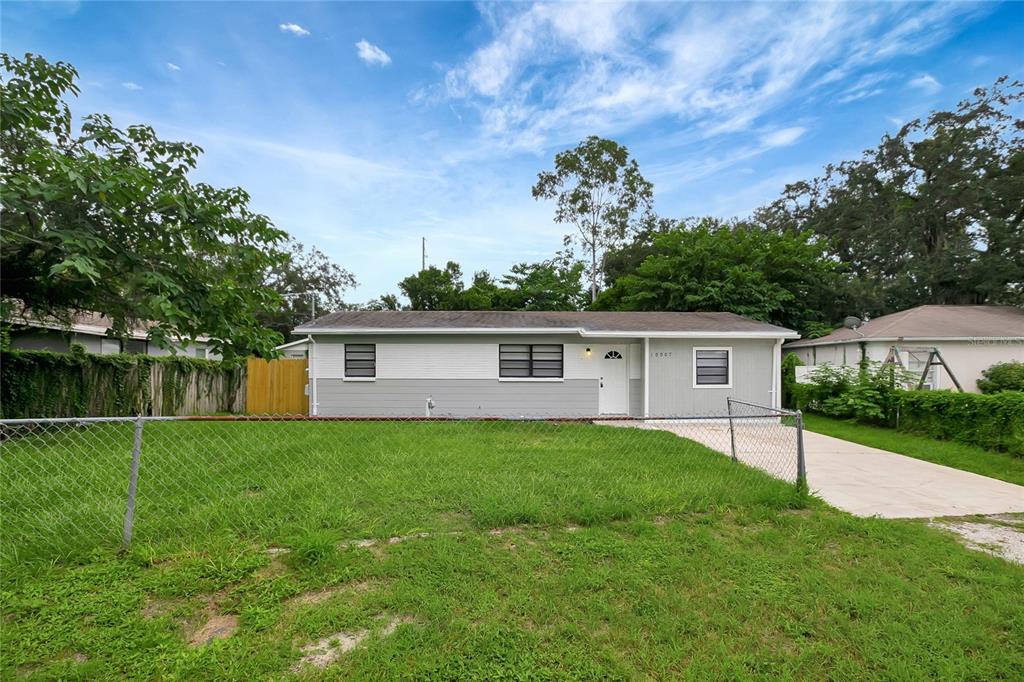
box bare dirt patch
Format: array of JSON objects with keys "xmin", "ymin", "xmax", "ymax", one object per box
[
  {"xmin": 285, "ymin": 581, "xmax": 375, "ymax": 608},
  {"xmin": 140, "ymin": 597, "xmax": 179, "ymax": 620},
  {"xmin": 291, "ymin": 615, "xmax": 414, "ymax": 671},
  {"xmin": 188, "ymin": 614, "xmax": 239, "ymax": 646},
  {"xmin": 931, "ymin": 520, "xmax": 1024, "ymax": 565},
  {"xmin": 488, "ymin": 526, "xmax": 524, "ymax": 536}
]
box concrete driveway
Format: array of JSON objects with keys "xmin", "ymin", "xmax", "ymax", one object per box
[
  {"xmin": 601, "ymin": 420, "xmax": 1024, "ymax": 519},
  {"xmin": 799, "ymin": 431, "xmax": 1024, "ymax": 518}
]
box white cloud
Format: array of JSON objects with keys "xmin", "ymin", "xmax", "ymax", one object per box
[
  {"xmin": 355, "ymin": 39, "xmax": 391, "ymax": 66},
  {"xmin": 438, "ymin": 2, "xmax": 987, "ymax": 152},
  {"xmin": 121, "ymin": 81, "xmax": 142, "ymax": 90},
  {"xmin": 166, "ymin": 62, "xmax": 180, "ymax": 71},
  {"xmin": 760, "ymin": 127, "xmax": 807, "ymax": 148},
  {"xmin": 908, "ymin": 73, "xmax": 941, "ymax": 93},
  {"xmin": 279, "ymin": 23, "xmax": 310, "ymax": 37}
]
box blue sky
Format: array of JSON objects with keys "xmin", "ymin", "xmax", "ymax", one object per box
[{"xmin": 3, "ymin": 1, "xmax": 1022, "ymax": 302}]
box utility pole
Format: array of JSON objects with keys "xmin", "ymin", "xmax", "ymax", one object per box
[{"xmin": 421, "ymin": 237, "xmax": 426, "ymax": 272}]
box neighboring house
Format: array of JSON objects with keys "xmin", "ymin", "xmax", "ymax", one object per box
[
  {"xmin": 282, "ymin": 310, "xmax": 797, "ymax": 418},
  {"xmin": 784, "ymin": 305, "xmax": 1024, "ymax": 392},
  {"xmin": 6, "ymin": 310, "xmax": 221, "ymax": 359}
]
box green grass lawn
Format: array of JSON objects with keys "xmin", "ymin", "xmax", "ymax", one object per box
[
  {"xmin": 803, "ymin": 413, "xmax": 1024, "ymax": 487},
  {"xmin": 2, "ymin": 421, "xmax": 1022, "ymax": 679}
]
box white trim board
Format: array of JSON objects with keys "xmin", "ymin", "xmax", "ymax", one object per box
[{"xmin": 298, "ymin": 327, "xmax": 797, "ymax": 339}]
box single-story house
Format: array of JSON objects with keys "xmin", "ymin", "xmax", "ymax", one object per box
[
  {"xmin": 6, "ymin": 310, "xmax": 220, "ymax": 359},
  {"xmin": 784, "ymin": 305, "xmax": 1024, "ymax": 392},
  {"xmin": 282, "ymin": 311, "xmax": 797, "ymax": 418}
]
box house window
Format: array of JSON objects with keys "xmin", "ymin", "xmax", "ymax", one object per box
[
  {"xmin": 100, "ymin": 337, "xmax": 121, "ymax": 355},
  {"xmin": 499, "ymin": 344, "xmax": 563, "ymax": 378},
  {"xmin": 345, "ymin": 344, "xmax": 376, "ymax": 378},
  {"xmin": 604, "ymin": 350, "xmax": 623, "ymax": 359},
  {"xmin": 693, "ymin": 347, "xmax": 731, "ymax": 388}
]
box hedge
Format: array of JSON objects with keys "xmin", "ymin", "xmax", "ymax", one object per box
[
  {"xmin": 788, "ymin": 362, "xmax": 1024, "ymax": 456},
  {"xmin": 897, "ymin": 390, "xmax": 1024, "ymax": 456},
  {"xmin": 0, "ymin": 348, "xmax": 245, "ymax": 418}
]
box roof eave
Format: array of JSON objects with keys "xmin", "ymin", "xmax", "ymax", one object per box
[
  {"xmin": 293, "ymin": 326, "xmax": 798, "ymax": 339},
  {"xmin": 785, "ymin": 335, "xmax": 1024, "ymax": 348}
]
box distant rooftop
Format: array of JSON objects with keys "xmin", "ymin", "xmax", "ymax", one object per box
[
  {"xmin": 785, "ymin": 305, "xmax": 1024, "ymax": 348},
  {"xmin": 294, "ymin": 310, "xmax": 796, "ymax": 336}
]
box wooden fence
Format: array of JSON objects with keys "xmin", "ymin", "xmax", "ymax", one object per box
[
  {"xmin": 245, "ymin": 358, "xmax": 309, "ymax": 415},
  {"xmin": 149, "ymin": 362, "xmax": 246, "ymax": 416}
]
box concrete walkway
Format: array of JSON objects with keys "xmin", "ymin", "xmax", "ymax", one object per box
[
  {"xmin": 800, "ymin": 431, "xmax": 1024, "ymax": 518},
  {"xmin": 600, "ymin": 420, "xmax": 1024, "ymax": 518}
]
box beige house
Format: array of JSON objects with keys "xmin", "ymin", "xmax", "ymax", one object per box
[
  {"xmin": 784, "ymin": 305, "xmax": 1024, "ymax": 392},
  {"xmin": 6, "ymin": 310, "xmax": 220, "ymax": 359}
]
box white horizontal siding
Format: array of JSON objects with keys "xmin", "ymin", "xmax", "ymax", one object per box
[
  {"xmin": 315, "ymin": 342, "xmax": 346, "ymax": 378},
  {"xmin": 377, "ymin": 343, "xmax": 496, "ymax": 379}
]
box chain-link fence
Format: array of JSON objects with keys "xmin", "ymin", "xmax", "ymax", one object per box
[{"xmin": 1, "ymin": 404, "xmax": 805, "ymax": 564}]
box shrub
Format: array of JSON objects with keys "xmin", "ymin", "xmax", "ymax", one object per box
[
  {"xmin": 781, "ymin": 353, "xmax": 803, "ymax": 409},
  {"xmin": 977, "ymin": 361, "xmax": 1024, "ymax": 394},
  {"xmin": 897, "ymin": 390, "xmax": 1024, "ymax": 456}
]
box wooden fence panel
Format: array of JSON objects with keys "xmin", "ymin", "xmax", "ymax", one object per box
[
  {"xmin": 149, "ymin": 363, "xmax": 246, "ymax": 416},
  {"xmin": 246, "ymin": 358, "xmax": 308, "ymax": 415}
]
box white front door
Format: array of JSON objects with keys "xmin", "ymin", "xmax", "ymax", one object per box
[{"xmin": 598, "ymin": 346, "xmax": 629, "ymax": 414}]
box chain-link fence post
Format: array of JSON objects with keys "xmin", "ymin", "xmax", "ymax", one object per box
[
  {"xmin": 795, "ymin": 409, "xmax": 808, "ymax": 493},
  {"xmin": 726, "ymin": 398, "xmax": 738, "ymax": 463},
  {"xmin": 122, "ymin": 415, "xmax": 145, "ymax": 549}
]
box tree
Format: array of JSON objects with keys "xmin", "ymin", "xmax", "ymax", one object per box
[
  {"xmin": 497, "ymin": 257, "xmax": 588, "ymax": 310},
  {"xmin": 594, "ymin": 219, "xmax": 845, "ymax": 334},
  {"xmin": 260, "ymin": 239, "xmax": 357, "ymax": 339},
  {"xmin": 398, "ymin": 261, "xmax": 466, "ymax": 310},
  {"xmin": 533, "ymin": 136, "xmax": 654, "ymax": 302},
  {"xmin": 364, "ymin": 294, "xmax": 403, "ymax": 311},
  {"xmin": 755, "ymin": 76, "xmax": 1024, "ymax": 316},
  {"xmin": 1, "ymin": 53, "xmax": 288, "ymax": 359}
]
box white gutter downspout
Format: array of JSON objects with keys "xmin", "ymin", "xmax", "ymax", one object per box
[
  {"xmin": 771, "ymin": 338, "xmax": 782, "ymax": 409},
  {"xmin": 643, "ymin": 337, "xmax": 650, "ymax": 419},
  {"xmin": 307, "ymin": 334, "xmax": 318, "ymax": 416}
]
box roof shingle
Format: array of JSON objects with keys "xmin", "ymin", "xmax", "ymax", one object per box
[
  {"xmin": 294, "ymin": 310, "xmax": 795, "ymax": 335},
  {"xmin": 784, "ymin": 305, "xmax": 1024, "ymax": 348}
]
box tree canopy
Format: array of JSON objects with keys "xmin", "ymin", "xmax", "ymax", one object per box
[
  {"xmin": 594, "ymin": 219, "xmax": 844, "ymax": 335},
  {"xmin": 386, "ymin": 258, "xmax": 587, "ymax": 312},
  {"xmin": 0, "ymin": 53, "xmax": 291, "ymax": 359},
  {"xmin": 533, "ymin": 136, "xmax": 653, "ymax": 302},
  {"xmin": 756, "ymin": 76, "xmax": 1024, "ymax": 316},
  {"xmin": 260, "ymin": 239, "xmax": 356, "ymax": 339}
]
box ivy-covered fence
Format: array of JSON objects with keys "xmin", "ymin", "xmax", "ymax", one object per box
[{"xmin": 0, "ymin": 348, "xmax": 246, "ymax": 418}]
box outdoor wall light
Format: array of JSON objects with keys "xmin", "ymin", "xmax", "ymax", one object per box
[{"xmin": 585, "ymin": 347, "xmax": 592, "ymax": 356}]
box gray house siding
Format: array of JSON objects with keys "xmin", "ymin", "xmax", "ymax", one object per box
[
  {"xmin": 628, "ymin": 378, "xmax": 642, "ymax": 417},
  {"xmin": 316, "ymin": 378, "xmax": 598, "ymax": 417},
  {"xmin": 648, "ymin": 338, "xmax": 775, "ymax": 416},
  {"xmin": 308, "ymin": 333, "xmax": 780, "ymax": 418}
]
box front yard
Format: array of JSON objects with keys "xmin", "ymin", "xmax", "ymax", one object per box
[{"xmin": 2, "ymin": 421, "xmax": 1022, "ymax": 679}]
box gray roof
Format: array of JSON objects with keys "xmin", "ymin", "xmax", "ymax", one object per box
[
  {"xmin": 294, "ymin": 310, "xmax": 796, "ymax": 336},
  {"xmin": 785, "ymin": 305, "xmax": 1024, "ymax": 348}
]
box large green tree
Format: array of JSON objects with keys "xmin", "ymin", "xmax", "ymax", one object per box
[
  {"xmin": 594, "ymin": 219, "xmax": 844, "ymax": 334},
  {"xmin": 1, "ymin": 53, "xmax": 289, "ymax": 359},
  {"xmin": 387, "ymin": 257, "xmax": 586, "ymax": 312},
  {"xmin": 496, "ymin": 258, "xmax": 588, "ymax": 311},
  {"xmin": 397, "ymin": 261, "xmax": 467, "ymax": 310},
  {"xmin": 756, "ymin": 76, "xmax": 1024, "ymax": 315},
  {"xmin": 261, "ymin": 239, "xmax": 356, "ymax": 339},
  {"xmin": 533, "ymin": 136, "xmax": 654, "ymax": 302}
]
